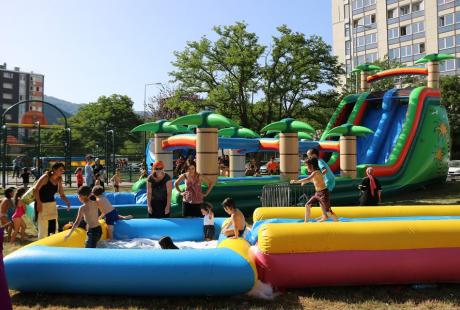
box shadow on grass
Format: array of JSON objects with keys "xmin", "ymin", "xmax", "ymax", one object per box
[
  {"xmin": 10, "ymin": 291, "xmax": 302, "ymax": 309},
  {"xmin": 10, "ymin": 284, "xmax": 460, "ymax": 309}
]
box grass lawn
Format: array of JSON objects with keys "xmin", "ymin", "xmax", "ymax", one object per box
[{"xmin": 3, "ymin": 181, "xmax": 460, "ymax": 309}]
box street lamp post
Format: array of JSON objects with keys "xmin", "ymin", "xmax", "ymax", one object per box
[
  {"xmin": 107, "ymin": 129, "xmax": 115, "ymax": 177},
  {"xmin": 34, "ymin": 121, "xmax": 41, "ymax": 176}
]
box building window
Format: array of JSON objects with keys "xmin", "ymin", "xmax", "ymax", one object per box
[
  {"xmin": 440, "ymin": 59, "xmax": 456, "ymax": 71},
  {"xmin": 3, "ymin": 82, "xmax": 13, "ymax": 89},
  {"xmin": 2, "ymin": 104, "xmax": 12, "ymax": 109},
  {"xmin": 3, "ymin": 72, "xmax": 13, "ymax": 79},
  {"xmin": 364, "ymin": 14, "xmax": 376, "ymax": 26},
  {"xmin": 36, "ymin": 87, "xmax": 40, "ymax": 91},
  {"xmin": 352, "ymin": 0, "xmax": 375, "ymax": 10},
  {"xmin": 438, "ymin": 0, "xmax": 454, "ymax": 5},
  {"xmin": 456, "ymin": 35, "xmax": 460, "ymax": 46},
  {"xmin": 414, "ymin": 42, "xmax": 425, "ymax": 54},
  {"xmin": 19, "ymin": 95, "xmax": 25, "ymax": 101},
  {"xmin": 387, "ymin": 8, "xmax": 397, "ymax": 19},
  {"xmin": 400, "ymin": 5, "xmax": 410, "ymax": 16},
  {"xmin": 388, "ymin": 28, "xmax": 399, "ymax": 39},
  {"xmin": 2, "ymin": 93, "xmax": 13, "ymax": 100},
  {"xmin": 345, "ymin": 41, "xmax": 351, "ymax": 55},
  {"xmin": 345, "ymin": 23, "xmax": 350, "ymax": 37},
  {"xmin": 388, "ymin": 47, "xmax": 400, "ymax": 60},
  {"xmin": 439, "ymin": 13, "xmax": 454, "ymax": 27},
  {"xmin": 366, "ymin": 52, "xmax": 378, "ymax": 63},
  {"xmin": 356, "ymin": 36, "xmax": 366, "ymax": 47},
  {"xmin": 412, "ymin": 1, "xmax": 424, "ymax": 12},
  {"xmin": 353, "ymin": 18, "xmax": 363, "ymax": 28},
  {"xmin": 344, "ymin": 4, "xmax": 350, "ymax": 19},
  {"xmin": 346, "ymin": 60, "xmax": 352, "ymax": 73},
  {"xmin": 400, "ymin": 25, "xmax": 412, "ymax": 37},
  {"xmin": 401, "ymin": 45, "xmax": 413, "ymax": 57},
  {"xmin": 4, "ymin": 114, "xmax": 12, "ymax": 121},
  {"xmin": 365, "ymin": 33, "xmax": 377, "ymax": 45},
  {"xmin": 439, "ymin": 36, "xmax": 455, "ymax": 49},
  {"xmin": 412, "ymin": 21, "xmax": 425, "ymax": 34}
]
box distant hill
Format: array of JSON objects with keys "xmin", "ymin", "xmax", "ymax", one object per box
[{"xmin": 43, "ymin": 95, "xmax": 83, "ymax": 124}]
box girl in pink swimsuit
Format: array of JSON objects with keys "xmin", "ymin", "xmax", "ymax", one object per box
[{"xmin": 11, "ymin": 188, "xmax": 27, "ymax": 243}]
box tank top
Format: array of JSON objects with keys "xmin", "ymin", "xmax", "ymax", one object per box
[
  {"xmin": 39, "ymin": 177, "xmax": 59, "ymax": 203},
  {"xmin": 148, "ymin": 173, "xmax": 171, "ymax": 202},
  {"xmin": 183, "ymin": 173, "xmax": 203, "ymax": 204},
  {"xmin": 203, "ymin": 213, "xmax": 214, "ymax": 225}
]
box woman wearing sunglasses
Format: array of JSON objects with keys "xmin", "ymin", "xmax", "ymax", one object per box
[{"xmin": 147, "ymin": 161, "xmax": 173, "ymax": 218}]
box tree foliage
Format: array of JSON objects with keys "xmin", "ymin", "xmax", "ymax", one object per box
[
  {"xmin": 168, "ymin": 22, "xmax": 343, "ymax": 131},
  {"xmin": 440, "ymin": 75, "xmax": 460, "ymax": 157}
]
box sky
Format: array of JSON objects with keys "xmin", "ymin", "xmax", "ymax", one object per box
[{"xmin": 1, "ymin": 0, "xmax": 332, "ymax": 111}]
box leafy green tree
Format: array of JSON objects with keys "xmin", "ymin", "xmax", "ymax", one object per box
[
  {"xmin": 68, "ymin": 94, "xmax": 142, "ymax": 154},
  {"xmin": 440, "ymin": 75, "xmax": 460, "ymax": 158},
  {"xmin": 261, "ymin": 25, "xmax": 343, "ymax": 125},
  {"xmin": 170, "ymin": 22, "xmax": 265, "ymax": 128}
]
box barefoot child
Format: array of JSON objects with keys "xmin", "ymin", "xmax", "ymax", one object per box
[
  {"xmin": 110, "ymin": 168, "xmax": 122, "ymax": 192},
  {"xmin": 200, "ymin": 202, "xmax": 215, "ymax": 241},
  {"xmin": 75, "ymin": 167, "xmax": 84, "ymax": 188},
  {"xmin": 0, "ymin": 187, "xmax": 15, "ymax": 239},
  {"xmin": 221, "ymin": 197, "xmax": 246, "ymax": 238},
  {"xmin": 65, "ymin": 186, "xmax": 102, "ymax": 248},
  {"xmin": 291, "ymin": 158, "xmax": 338, "ymax": 223},
  {"xmin": 92, "ymin": 186, "xmax": 132, "ymax": 239},
  {"xmin": 10, "ymin": 188, "xmax": 27, "ymax": 243}
]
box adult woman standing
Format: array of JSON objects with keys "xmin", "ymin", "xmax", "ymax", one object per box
[
  {"xmin": 147, "ymin": 161, "xmax": 172, "ymax": 218},
  {"xmin": 34, "ymin": 162, "xmax": 71, "ymax": 239},
  {"xmin": 174, "ymin": 161, "xmax": 215, "ymax": 217}
]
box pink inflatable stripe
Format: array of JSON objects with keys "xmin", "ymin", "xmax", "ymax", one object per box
[
  {"xmin": 0, "ymin": 228, "xmax": 12, "ymax": 309},
  {"xmin": 253, "ymin": 247, "xmax": 460, "ymax": 288}
]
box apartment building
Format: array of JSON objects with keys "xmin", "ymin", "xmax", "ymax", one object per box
[
  {"xmin": 0, "ymin": 63, "xmax": 46, "ymax": 142},
  {"xmin": 332, "ymin": 0, "xmax": 460, "ymax": 78}
]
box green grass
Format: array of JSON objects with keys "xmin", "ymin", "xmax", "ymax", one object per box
[{"xmin": 3, "ymin": 181, "xmax": 460, "ymax": 309}]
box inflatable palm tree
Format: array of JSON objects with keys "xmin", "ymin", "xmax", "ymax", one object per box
[
  {"xmin": 171, "ymin": 111, "xmax": 238, "ymax": 182},
  {"xmin": 324, "ymin": 123, "xmax": 373, "ymax": 178},
  {"xmin": 353, "ymin": 64, "xmax": 382, "ymax": 92},
  {"xmin": 261, "ymin": 118, "xmax": 315, "ymax": 181},
  {"xmin": 219, "ymin": 127, "xmax": 260, "ymax": 177},
  {"xmin": 131, "ymin": 120, "xmax": 190, "ymax": 176},
  {"xmin": 415, "ymin": 53, "xmax": 455, "ymax": 88}
]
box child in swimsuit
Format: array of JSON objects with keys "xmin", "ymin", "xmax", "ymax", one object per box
[
  {"xmin": 200, "ymin": 202, "xmax": 215, "ymax": 241},
  {"xmin": 0, "ymin": 187, "xmax": 15, "ymax": 240},
  {"xmin": 92, "ymin": 186, "xmax": 132, "ymax": 239},
  {"xmin": 65, "ymin": 186, "xmax": 102, "ymax": 248},
  {"xmin": 11, "ymin": 188, "xmax": 27, "ymax": 243},
  {"xmin": 110, "ymin": 168, "xmax": 122, "ymax": 192},
  {"xmin": 221, "ymin": 197, "xmax": 246, "ymax": 238},
  {"xmin": 291, "ymin": 158, "xmax": 339, "ymax": 223}
]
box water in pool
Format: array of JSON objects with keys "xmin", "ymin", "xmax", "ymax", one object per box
[{"xmin": 97, "ymin": 238, "xmax": 218, "ymax": 250}]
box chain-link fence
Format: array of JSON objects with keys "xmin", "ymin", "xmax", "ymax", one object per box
[{"xmin": 260, "ymin": 183, "xmax": 315, "ymax": 207}]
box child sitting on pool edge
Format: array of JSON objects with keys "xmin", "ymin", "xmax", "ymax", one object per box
[
  {"xmin": 200, "ymin": 202, "xmax": 215, "ymax": 241},
  {"xmin": 65, "ymin": 186, "xmax": 102, "ymax": 248},
  {"xmin": 291, "ymin": 157, "xmax": 339, "ymax": 223},
  {"xmin": 221, "ymin": 197, "xmax": 246, "ymax": 238},
  {"xmin": 92, "ymin": 186, "xmax": 133, "ymax": 240}
]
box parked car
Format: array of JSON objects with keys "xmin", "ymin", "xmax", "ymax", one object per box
[
  {"xmin": 259, "ymin": 158, "xmax": 280, "ymax": 175},
  {"xmin": 448, "ymin": 160, "xmax": 460, "ymax": 178}
]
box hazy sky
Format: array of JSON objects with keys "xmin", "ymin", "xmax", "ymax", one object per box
[{"xmin": 1, "ymin": 0, "xmax": 332, "ymax": 111}]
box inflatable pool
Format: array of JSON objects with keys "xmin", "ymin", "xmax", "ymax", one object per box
[
  {"xmin": 250, "ymin": 205, "xmax": 460, "ymax": 288},
  {"xmin": 4, "ymin": 218, "xmax": 257, "ymax": 296}
]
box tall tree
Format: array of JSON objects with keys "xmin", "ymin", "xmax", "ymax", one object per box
[
  {"xmin": 69, "ymin": 94, "xmax": 142, "ymax": 153},
  {"xmin": 262, "ymin": 25, "xmax": 343, "ymax": 125},
  {"xmin": 440, "ymin": 75, "xmax": 460, "ymax": 158},
  {"xmin": 170, "ymin": 22, "xmax": 265, "ymax": 128}
]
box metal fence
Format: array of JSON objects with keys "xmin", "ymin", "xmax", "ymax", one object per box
[{"xmin": 260, "ymin": 183, "xmax": 315, "ymax": 207}]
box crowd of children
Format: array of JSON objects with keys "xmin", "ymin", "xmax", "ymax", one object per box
[{"xmin": 2, "ymin": 147, "xmax": 383, "ymax": 249}]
